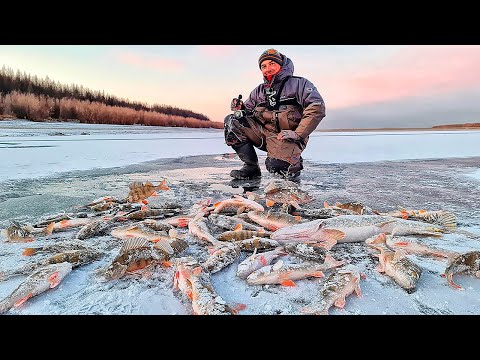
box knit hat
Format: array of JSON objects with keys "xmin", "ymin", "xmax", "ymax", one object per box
[{"xmin": 258, "ymin": 48, "xmax": 284, "ymax": 69}]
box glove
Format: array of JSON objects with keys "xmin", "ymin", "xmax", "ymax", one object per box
[
  {"xmin": 277, "ymin": 130, "xmax": 301, "ymax": 141},
  {"xmin": 230, "ymin": 97, "xmax": 245, "ymax": 111}
]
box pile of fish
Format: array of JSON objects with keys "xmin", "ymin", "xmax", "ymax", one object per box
[{"xmin": 1, "ymin": 178, "xmax": 479, "ymax": 315}]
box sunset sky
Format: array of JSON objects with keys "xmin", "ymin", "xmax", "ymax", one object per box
[{"xmin": 1, "ymin": 45, "xmax": 479, "ymax": 129}]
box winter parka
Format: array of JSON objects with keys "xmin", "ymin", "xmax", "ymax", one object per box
[{"xmin": 243, "ymin": 54, "xmax": 326, "ymax": 140}]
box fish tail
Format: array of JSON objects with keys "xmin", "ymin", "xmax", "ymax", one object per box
[
  {"xmin": 154, "ymin": 238, "xmax": 175, "ymax": 256},
  {"xmin": 155, "ymin": 179, "xmax": 170, "ymax": 191},
  {"xmin": 58, "ymin": 219, "xmax": 70, "ymax": 228},
  {"xmin": 365, "ymin": 233, "xmax": 387, "ymax": 248},
  {"xmin": 432, "ymin": 211, "xmax": 457, "ymax": 232}
]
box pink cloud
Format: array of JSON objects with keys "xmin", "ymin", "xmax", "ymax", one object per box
[
  {"xmin": 197, "ymin": 45, "xmax": 237, "ymax": 58},
  {"xmin": 327, "ymin": 45, "xmax": 480, "ymax": 108},
  {"xmin": 116, "ymin": 51, "xmax": 183, "ymax": 72}
]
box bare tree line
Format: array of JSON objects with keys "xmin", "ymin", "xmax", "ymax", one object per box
[
  {"xmin": 0, "ymin": 91, "xmax": 223, "ymax": 128},
  {"xmin": 0, "ymin": 65, "xmax": 222, "ymax": 128}
]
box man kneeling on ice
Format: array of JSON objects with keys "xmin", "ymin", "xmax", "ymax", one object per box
[{"xmin": 224, "ymin": 48, "xmax": 326, "ymax": 180}]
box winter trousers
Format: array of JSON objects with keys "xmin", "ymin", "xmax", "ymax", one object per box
[{"xmin": 224, "ymin": 114, "xmax": 304, "ymax": 176}]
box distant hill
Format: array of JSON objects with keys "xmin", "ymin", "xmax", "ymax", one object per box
[
  {"xmin": 316, "ymin": 122, "xmax": 480, "ymax": 132},
  {"xmin": 432, "ymin": 122, "xmax": 480, "ymax": 129}
]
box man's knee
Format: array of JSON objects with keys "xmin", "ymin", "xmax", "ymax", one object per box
[
  {"xmin": 265, "ymin": 157, "xmax": 303, "ymax": 176},
  {"xmin": 265, "ymin": 157, "xmax": 290, "ymax": 174}
]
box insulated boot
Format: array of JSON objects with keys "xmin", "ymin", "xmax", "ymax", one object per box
[{"xmin": 230, "ymin": 143, "xmax": 261, "ymax": 180}]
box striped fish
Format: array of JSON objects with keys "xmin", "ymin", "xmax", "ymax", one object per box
[
  {"xmin": 300, "ymin": 265, "xmax": 363, "ymax": 315},
  {"xmin": 126, "ymin": 179, "xmax": 170, "ymax": 204},
  {"xmin": 218, "ymin": 224, "xmax": 270, "ymax": 241}
]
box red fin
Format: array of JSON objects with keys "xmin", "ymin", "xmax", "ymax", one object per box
[
  {"xmin": 152, "ymin": 191, "xmax": 158, "ymax": 197},
  {"xmin": 366, "ymin": 233, "xmax": 387, "ymax": 246},
  {"xmin": 259, "ymin": 255, "xmax": 267, "ymax": 266},
  {"xmin": 266, "ymin": 199, "xmax": 275, "ymax": 207},
  {"xmin": 161, "ymin": 261, "xmax": 173, "ymax": 267},
  {"xmin": 48, "ymin": 271, "xmax": 59, "ymax": 282},
  {"xmin": 324, "ymin": 254, "xmax": 345, "ymax": 268},
  {"xmin": 446, "ymin": 273, "xmax": 463, "ymax": 290},
  {"xmin": 22, "ymin": 248, "xmax": 36, "ymax": 256},
  {"xmin": 231, "ymin": 303, "xmax": 247, "ymax": 314},
  {"xmin": 14, "ymin": 293, "xmax": 33, "ymax": 307},
  {"xmin": 317, "ymin": 229, "xmax": 345, "ymax": 245},
  {"xmin": 311, "ymin": 271, "xmax": 324, "ymax": 278},
  {"xmin": 142, "ymin": 199, "xmax": 149, "ymax": 205},
  {"xmin": 177, "ymin": 218, "xmax": 190, "ymax": 227},
  {"xmin": 59, "ymin": 219, "xmax": 70, "ymax": 228},
  {"xmin": 234, "ymin": 223, "xmax": 243, "ymax": 231},
  {"xmin": 48, "ymin": 271, "xmax": 61, "ymax": 288},
  {"xmin": 173, "ymin": 271, "xmax": 179, "ymax": 289},
  {"xmin": 179, "ymin": 270, "xmax": 191, "ymax": 280},
  {"xmin": 159, "ymin": 179, "xmax": 170, "ymax": 191},
  {"xmin": 280, "ymin": 279, "xmax": 296, "ymax": 287},
  {"xmin": 311, "ymin": 242, "xmax": 327, "ymax": 248}
]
